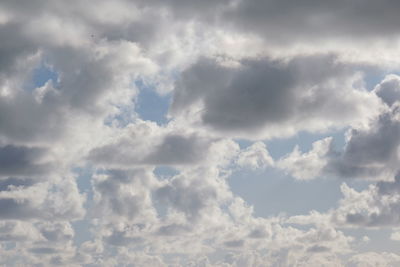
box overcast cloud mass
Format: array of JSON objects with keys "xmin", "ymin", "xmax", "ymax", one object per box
[{"xmin": 1, "ymin": 0, "xmax": 400, "ymax": 266}]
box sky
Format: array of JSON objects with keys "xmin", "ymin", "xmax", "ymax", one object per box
[{"xmin": 1, "ymin": 0, "xmax": 400, "ymax": 266}]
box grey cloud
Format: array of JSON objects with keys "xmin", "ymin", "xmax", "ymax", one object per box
[
  {"xmin": 377, "ymin": 172, "xmax": 400, "ymax": 195},
  {"xmin": 0, "ymin": 22, "xmax": 38, "ymax": 74},
  {"xmin": 29, "ymin": 247, "xmax": 58, "ymax": 254},
  {"xmin": 333, "ymin": 180, "xmax": 400, "ymax": 227},
  {"xmin": 201, "ymin": 58, "xmax": 297, "ymax": 130},
  {"xmin": 157, "ymin": 223, "xmax": 191, "ymax": 236},
  {"xmin": 345, "ymin": 213, "xmax": 367, "ymax": 225},
  {"xmin": 248, "ymin": 227, "xmax": 269, "ymax": 239},
  {"xmin": 345, "ymin": 206, "xmax": 400, "ymax": 227},
  {"xmin": 0, "ymin": 198, "xmax": 39, "ymax": 220},
  {"xmin": 93, "ymin": 18, "xmax": 160, "ymax": 47},
  {"xmin": 280, "ymin": 92, "xmax": 400, "ymax": 180},
  {"xmin": 0, "ymin": 86, "xmax": 67, "ymax": 144},
  {"xmin": 223, "ymin": 0, "xmax": 400, "ymax": 44},
  {"xmin": 0, "ymin": 0, "xmax": 48, "ymax": 16},
  {"xmin": 99, "ymin": 169, "xmax": 138, "ymax": 184},
  {"xmin": 115, "ymin": 0, "xmax": 400, "ymax": 45},
  {"xmin": 349, "ymin": 173, "xmax": 400, "ymax": 227},
  {"xmin": 307, "ymin": 245, "xmax": 330, "ymax": 253},
  {"xmin": 0, "ymin": 177, "xmax": 36, "ymax": 191},
  {"xmin": 39, "ymin": 222, "xmax": 74, "ymax": 243},
  {"xmin": 284, "ymin": 126, "xmax": 400, "ymax": 227},
  {"xmin": 0, "ymin": 145, "xmax": 53, "ymax": 177},
  {"xmin": 224, "ymin": 239, "xmax": 245, "ymax": 248},
  {"xmin": 89, "ymin": 133, "xmax": 211, "ymax": 167},
  {"xmin": 91, "ymin": 169, "xmax": 157, "ymax": 224},
  {"xmin": 170, "ymin": 56, "xmax": 298, "ymax": 130},
  {"xmin": 94, "ymin": 177, "xmax": 143, "ymax": 220},
  {"xmin": 0, "ymin": 183, "xmax": 85, "ymax": 221},
  {"xmin": 373, "ymin": 75, "xmax": 400, "ymax": 107},
  {"xmin": 171, "ymin": 55, "xmax": 380, "ymax": 138},
  {"xmin": 105, "ymin": 230, "xmax": 144, "ymax": 246},
  {"xmin": 0, "ymin": 29, "xmax": 146, "ymax": 146},
  {"xmin": 144, "ymin": 135, "xmax": 210, "ymax": 165},
  {"xmin": 137, "ymin": 0, "xmax": 232, "ymax": 20},
  {"xmin": 9, "ymin": 0, "xmax": 400, "ymax": 48},
  {"xmin": 155, "ymin": 175, "xmax": 218, "ymax": 222},
  {"xmin": 327, "ymin": 106, "xmax": 400, "ymax": 179},
  {"xmin": 48, "ymin": 47, "xmax": 124, "ymax": 114}
]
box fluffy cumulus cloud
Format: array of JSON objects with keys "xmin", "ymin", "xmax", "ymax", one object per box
[
  {"xmin": 328, "ymin": 172, "xmax": 400, "ymax": 228},
  {"xmin": 2, "ymin": 0, "xmax": 400, "ymax": 266},
  {"xmin": 170, "ymin": 55, "xmax": 383, "ymax": 139},
  {"xmin": 278, "ymin": 80, "xmax": 400, "ymax": 181},
  {"xmin": 349, "ymin": 252, "xmax": 400, "ymax": 267},
  {"xmin": 277, "ymin": 137, "xmax": 333, "ymax": 180},
  {"xmin": 236, "ymin": 141, "xmax": 274, "ymax": 170}
]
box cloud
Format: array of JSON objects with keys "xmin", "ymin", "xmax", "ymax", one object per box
[
  {"xmin": 237, "ymin": 141, "xmax": 274, "ymax": 170},
  {"xmin": 170, "ymin": 55, "xmax": 382, "ymax": 139},
  {"xmin": 2, "ymin": 0, "xmax": 400, "ymax": 265},
  {"xmin": 328, "ymin": 175, "xmax": 400, "ymax": 227},
  {"xmin": 329, "ymin": 110, "xmax": 400, "ymax": 179},
  {"xmin": 390, "ymin": 230, "xmax": 400, "ymax": 241},
  {"xmin": 0, "ymin": 145, "xmax": 54, "ymax": 177},
  {"xmin": 373, "ymin": 74, "xmax": 400, "ymax": 107},
  {"xmin": 88, "ymin": 120, "xmax": 240, "ymax": 169},
  {"xmin": 88, "ymin": 123, "xmax": 212, "ymax": 167},
  {"xmin": 349, "ymin": 252, "xmax": 400, "ymax": 267},
  {"xmin": 144, "ymin": 134, "xmax": 210, "ymax": 165},
  {"xmin": 277, "ymin": 137, "xmax": 333, "ymax": 180},
  {"xmin": 91, "ymin": 168, "xmax": 158, "ymax": 224},
  {"xmin": 0, "ymin": 22, "xmax": 37, "ymax": 75},
  {"xmin": 0, "ymin": 220, "xmax": 42, "ymax": 242},
  {"xmin": 277, "ymin": 79, "xmax": 400, "ymax": 180},
  {"xmin": 223, "ymin": 0, "xmax": 400, "ymax": 45},
  {"xmin": 287, "ymin": 173, "xmax": 400, "ymax": 228},
  {"xmin": 155, "ymin": 173, "xmax": 219, "ymax": 222},
  {"xmin": 0, "ymin": 176, "xmax": 85, "ymax": 221}
]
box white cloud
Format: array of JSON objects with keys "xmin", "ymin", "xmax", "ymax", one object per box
[
  {"xmin": 277, "ymin": 137, "xmax": 332, "ymax": 180},
  {"xmin": 390, "ymin": 230, "xmax": 400, "ymax": 241},
  {"xmin": 330, "ymin": 176, "xmax": 400, "ymax": 227},
  {"xmin": 349, "ymin": 252, "xmax": 400, "ymax": 267},
  {"xmin": 237, "ymin": 142, "xmax": 274, "ymax": 170}
]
